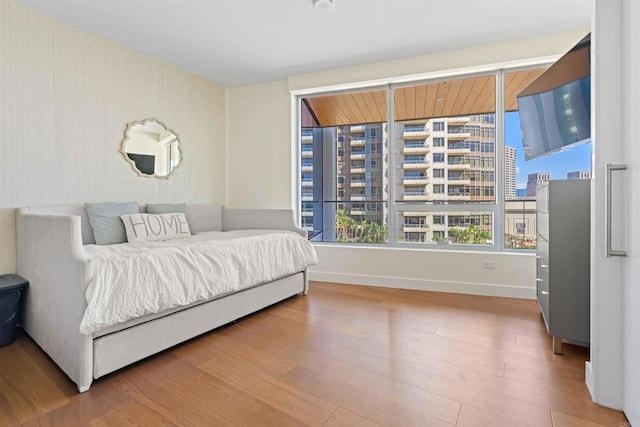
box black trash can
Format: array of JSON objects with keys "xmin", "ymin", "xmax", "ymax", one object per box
[{"xmin": 0, "ymin": 274, "xmax": 29, "ymax": 347}]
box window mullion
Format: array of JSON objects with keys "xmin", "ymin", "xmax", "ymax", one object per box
[
  {"xmin": 496, "ymin": 70, "xmax": 506, "ymax": 251},
  {"xmin": 387, "ymin": 84, "xmax": 397, "ymax": 247}
]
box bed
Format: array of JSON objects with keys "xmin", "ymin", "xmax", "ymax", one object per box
[{"xmin": 16, "ymin": 203, "xmax": 317, "ymax": 392}]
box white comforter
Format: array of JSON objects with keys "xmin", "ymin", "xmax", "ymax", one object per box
[{"xmin": 79, "ymin": 230, "xmax": 318, "ymax": 334}]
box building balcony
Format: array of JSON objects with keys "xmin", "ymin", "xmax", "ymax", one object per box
[
  {"xmin": 403, "ymin": 226, "xmax": 429, "ymax": 233},
  {"xmin": 402, "ymin": 160, "xmax": 430, "ymax": 170},
  {"xmin": 301, "ymin": 211, "xmax": 314, "ymax": 217},
  {"xmin": 350, "ymin": 167, "xmax": 366, "ymax": 174},
  {"xmin": 447, "ymin": 162, "xmax": 470, "ymax": 170},
  {"xmin": 447, "ymin": 178, "xmax": 471, "ymax": 185},
  {"xmin": 301, "ymin": 165, "xmax": 314, "ymax": 172},
  {"xmin": 350, "ymin": 153, "xmax": 366, "ymax": 160},
  {"xmin": 350, "ymin": 209, "xmax": 365, "ymax": 215},
  {"xmin": 447, "ymin": 132, "xmax": 471, "ymax": 141},
  {"xmin": 403, "ymin": 193, "xmax": 430, "ymax": 201},
  {"xmin": 301, "ymin": 181, "xmax": 314, "ymax": 188},
  {"xmin": 350, "ymin": 181, "xmax": 366, "ymax": 188},
  {"xmin": 301, "ymin": 150, "xmax": 314, "ymax": 158},
  {"xmin": 447, "ymin": 194, "xmax": 471, "ymax": 201},
  {"xmin": 350, "ymin": 125, "xmax": 365, "ymax": 132},
  {"xmin": 350, "ymin": 195, "xmax": 366, "ymax": 201},
  {"xmin": 301, "ymin": 194, "xmax": 314, "ymax": 201},
  {"xmin": 403, "ymin": 144, "xmax": 430, "ymax": 155},
  {"xmin": 403, "ymin": 129, "xmax": 430, "ymax": 140},
  {"xmin": 350, "ymin": 138, "xmax": 366, "ymax": 146},
  {"xmin": 301, "ymin": 134, "xmax": 313, "ymax": 143},
  {"xmin": 447, "ymin": 117, "xmax": 470, "ymax": 126},
  {"xmin": 446, "ymin": 147, "xmax": 470, "ymax": 154},
  {"xmin": 403, "ymin": 177, "xmax": 429, "ymax": 185}
]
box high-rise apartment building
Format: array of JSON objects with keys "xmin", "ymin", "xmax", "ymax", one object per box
[
  {"xmin": 393, "ymin": 114, "xmax": 495, "ymax": 243},
  {"xmin": 336, "ymin": 124, "xmax": 386, "ymax": 224},
  {"xmin": 505, "ymin": 146, "xmax": 517, "ymax": 200},
  {"xmin": 567, "ymin": 171, "xmax": 591, "ymax": 179},
  {"xmin": 300, "ymin": 128, "xmax": 318, "ymax": 235},
  {"xmin": 300, "ymin": 123, "xmax": 388, "ymax": 241},
  {"xmin": 301, "ymin": 114, "xmax": 498, "ymax": 244},
  {"xmin": 527, "ymin": 172, "xmax": 550, "ymax": 197}
]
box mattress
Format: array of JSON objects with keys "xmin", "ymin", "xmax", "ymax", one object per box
[{"xmin": 79, "ymin": 230, "xmax": 318, "ymax": 334}]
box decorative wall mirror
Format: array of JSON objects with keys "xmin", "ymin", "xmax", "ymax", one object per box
[{"xmin": 120, "ymin": 118, "xmax": 182, "ymax": 178}]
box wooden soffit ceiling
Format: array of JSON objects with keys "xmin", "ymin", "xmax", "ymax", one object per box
[{"xmin": 304, "ymin": 68, "xmax": 545, "ymax": 128}]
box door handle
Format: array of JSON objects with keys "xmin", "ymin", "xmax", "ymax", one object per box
[{"xmin": 606, "ymin": 164, "xmax": 627, "ymax": 257}]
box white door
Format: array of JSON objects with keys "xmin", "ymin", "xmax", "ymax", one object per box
[
  {"xmin": 591, "ymin": 1, "xmax": 639, "ymax": 421},
  {"xmin": 621, "ymin": 0, "xmax": 640, "ymax": 424}
]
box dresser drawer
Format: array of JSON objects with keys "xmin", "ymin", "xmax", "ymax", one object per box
[
  {"xmin": 538, "ymin": 287, "xmax": 550, "ymax": 330},
  {"xmin": 536, "ymin": 267, "xmax": 549, "ymax": 294},
  {"xmin": 536, "ymin": 212, "xmax": 549, "ymax": 241}
]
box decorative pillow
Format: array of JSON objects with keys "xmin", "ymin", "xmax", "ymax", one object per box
[
  {"xmin": 121, "ymin": 213, "xmax": 192, "ymax": 243},
  {"xmin": 146, "ymin": 202, "xmax": 187, "ymax": 215},
  {"xmin": 85, "ymin": 202, "xmax": 139, "ymax": 245}
]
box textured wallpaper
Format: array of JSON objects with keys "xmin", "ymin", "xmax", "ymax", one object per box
[{"xmin": 0, "ymin": 1, "xmax": 226, "ymax": 273}]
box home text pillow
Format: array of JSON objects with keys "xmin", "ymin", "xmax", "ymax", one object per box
[
  {"xmin": 145, "ymin": 202, "xmax": 187, "ymax": 215},
  {"xmin": 85, "ymin": 202, "xmax": 139, "ymax": 245},
  {"xmin": 121, "ymin": 213, "xmax": 192, "ymax": 243}
]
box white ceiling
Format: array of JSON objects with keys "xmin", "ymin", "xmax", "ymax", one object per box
[{"xmin": 18, "ymin": 0, "xmax": 591, "ymax": 87}]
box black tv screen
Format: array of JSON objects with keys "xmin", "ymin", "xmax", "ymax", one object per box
[
  {"xmin": 517, "ymin": 34, "xmax": 591, "ymax": 161},
  {"xmin": 127, "ymin": 153, "xmax": 155, "ymax": 175}
]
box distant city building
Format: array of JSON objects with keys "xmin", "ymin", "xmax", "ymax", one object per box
[
  {"xmin": 300, "ymin": 123, "xmax": 387, "ymax": 241},
  {"xmin": 392, "ymin": 114, "xmax": 495, "ymax": 243},
  {"xmin": 527, "ymin": 172, "xmax": 550, "ymax": 197},
  {"xmin": 505, "ymin": 146, "xmax": 516, "ymax": 200},
  {"xmin": 567, "ymin": 171, "xmax": 591, "ymax": 180},
  {"xmin": 504, "ymin": 199, "xmax": 537, "ymax": 248},
  {"xmin": 336, "ymin": 124, "xmax": 386, "ymax": 225},
  {"xmin": 301, "ymin": 113, "xmax": 498, "ymax": 244}
]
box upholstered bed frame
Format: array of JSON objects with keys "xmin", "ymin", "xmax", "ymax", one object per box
[{"xmin": 16, "ymin": 204, "xmax": 309, "ymax": 392}]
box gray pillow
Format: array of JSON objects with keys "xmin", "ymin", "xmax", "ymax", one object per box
[
  {"xmin": 146, "ymin": 203, "xmax": 187, "ymax": 215},
  {"xmin": 85, "ymin": 202, "xmax": 139, "ymax": 245}
]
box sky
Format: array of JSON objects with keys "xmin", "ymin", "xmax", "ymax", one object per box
[{"xmin": 505, "ymin": 112, "xmax": 592, "ymax": 189}]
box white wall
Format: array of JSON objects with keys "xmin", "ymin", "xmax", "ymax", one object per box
[
  {"xmin": 225, "ymin": 31, "xmax": 588, "ymax": 298},
  {"xmin": 312, "ymin": 245, "xmax": 535, "ymax": 298},
  {"xmin": 288, "ymin": 31, "xmax": 588, "ymax": 91},
  {"xmin": 225, "ymin": 80, "xmax": 292, "ymax": 209},
  {"xmin": 0, "ymin": 0, "xmax": 226, "ymax": 274}
]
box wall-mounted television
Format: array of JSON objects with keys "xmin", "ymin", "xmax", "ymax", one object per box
[{"xmin": 517, "ymin": 34, "xmax": 591, "ymax": 161}]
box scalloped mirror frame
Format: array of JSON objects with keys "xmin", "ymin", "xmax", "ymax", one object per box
[{"xmin": 120, "ymin": 118, "xmax": 183, "ymax": 179}]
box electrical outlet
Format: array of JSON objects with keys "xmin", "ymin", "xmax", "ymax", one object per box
[{"xmin": 482, "ymin": 260, "xmax": 497, "ymax": 269}]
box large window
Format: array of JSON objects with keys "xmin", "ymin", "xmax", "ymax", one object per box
[
  {"xmin": 503, "ymin": 69, "xmax": 592, "ymax": 249},
  {"xmin": 392, "ymin": 74, "xmax": 496, "ymax": 246},
  {"xmin": 299, "ymin": 65, "xmax": 591, "ymax": 251},
  {"xmin": 299, "ymin": 89, "xmax": 388, "ymax": 243}
]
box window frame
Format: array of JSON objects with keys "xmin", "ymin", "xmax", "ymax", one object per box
[
  {"xmin": 295, "ymin": 62, "xmax": 554, "ymax": 252},
  {"xmin": 388, "ymin": 71, "xmax": 501, "ymax": 251}
]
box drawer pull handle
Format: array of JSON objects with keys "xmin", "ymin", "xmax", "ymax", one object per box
[
  {"xmin": 540, "ymin": 264, "xmax": 548, "ymax": 268},
  {"xmin": 536, "ymin": 278, "xmax": 543, "ymax": 282},
  {"xmin": 541, "ymin": 291, "xmax": 549, "ymax": 295}
]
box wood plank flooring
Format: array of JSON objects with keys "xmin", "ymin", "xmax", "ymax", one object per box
[{"xmin": 0, "ymin": 282, "xmax": 629, "ymax": 426}]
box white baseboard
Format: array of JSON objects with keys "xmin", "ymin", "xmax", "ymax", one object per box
[{"xmin": 309, "ymin": 271, "xmax": 537, "ymax": 299}]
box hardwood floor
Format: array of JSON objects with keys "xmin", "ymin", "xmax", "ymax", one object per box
[{"xmin": 0, "ymin": 282, "xmax": 628, "ymax": 426}]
